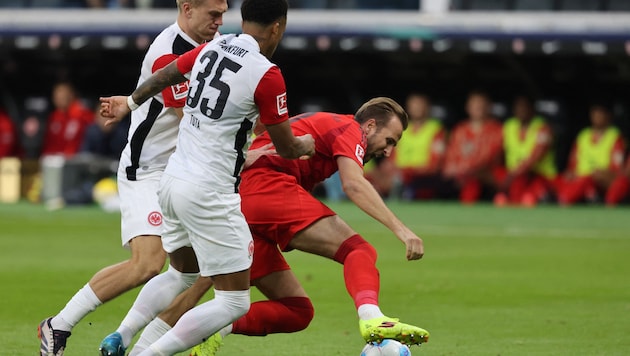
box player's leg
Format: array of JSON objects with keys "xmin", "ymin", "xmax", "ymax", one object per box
[
  {"xmin": 288, "ymin": 214, "xmax": 429, "ymax": 345},
  {"xmin": 140, "ymin": 270, "xmax": 250, "ymax": 356},
  {"xmin": 605, "ymin": 174, "xmax": 630, "ymax": 206},
  {"xmin": 40, "ymin": 177, "xmax": 166, "ymax": 356},
  {"xmin": 460, "ymin": 177, "xmax": 482, "ymax": 204},
  {"xmin": 138, "ymin": 180, "xmax": 252, "ymax": 355},
  {"xmin": 101, "ymin": 247, "xmax": 199, "ymax": 356},
  {"xmin": 189, "ymin": 236, "xmax": 313, "ymax": 356},
  {"xmin": 234, "ymin": 235, "xmax": 313, "ymax": 336},
  {"xmin": 558, "ymin": 176, "xmax": 591, "ymax": 205}
]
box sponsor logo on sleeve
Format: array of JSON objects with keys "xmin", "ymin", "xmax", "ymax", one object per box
[
  {"xmin": 171, "ymin": 82, "xmax": 189, "ymax": 100},
  {"xmin": 276, "ymin": 93, "xmax": 288, "ymax": 115},
  {"xmin": 355, "ymin": 144, "xmax": 365, "ymax": 162}
]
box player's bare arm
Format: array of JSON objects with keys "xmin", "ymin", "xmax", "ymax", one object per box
[
  {"xmin": 244, "ymin": 143, "xmax": 276, "ymax": 168},
  {"xmin": 337, "ymin": 156, "xmax": 424, "ymax": 261},
  {"xmin": 265, "ymin": 120, "xmax": 315, "ymax": 159},
  {"xmin": 100, "ymin": 61, "xmax": 187, "ymax": 125}
]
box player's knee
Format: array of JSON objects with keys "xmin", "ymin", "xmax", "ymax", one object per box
[
  {"xmin": 282, "ymin": 297, "xmax": 314, "ymax": 331},
  {"xmin": 333, "ymin": 235, "xmax": 378, "ymax": 264},
  {"xmin": 133, "ymin": 258, "xmax": 166, "ymax": 283},
  {"xmin": 215, "ymin": 289, "xmax": 251, "ymax": 321}
]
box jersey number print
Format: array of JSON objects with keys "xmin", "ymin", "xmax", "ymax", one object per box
[{"xmin": 187, "ymin": 50, "xmax": 242, "ymax": 119}]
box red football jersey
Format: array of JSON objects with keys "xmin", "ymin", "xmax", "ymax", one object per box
[{"xmin": 246, "ymin": 112, "xmax": 365, "ymax": 192}]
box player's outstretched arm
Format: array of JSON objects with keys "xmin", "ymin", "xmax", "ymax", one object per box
[
  {"xmin": 99, "ymin": 61, "xmax": 187, "ymax": 126},
  {"xmin": 337, "ymin": 156, "xmax": 424, "ymax": 261}
]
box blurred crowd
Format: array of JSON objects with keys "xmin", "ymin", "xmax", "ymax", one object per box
[
  {"xmin": 0, "ymin": 0, "xmax": 175, "ymax": 9},
  {"xmin": 0, "ymin": 0, "xmax": 419, "ymax": 9},
  {"xmin": 0, "ymin": 81, "xmax": 129, "ymax": 207},
  {"xmin": 355, "ymin": 91, "xmax": 630, "ymax": 207},
  {"xmin": 2, "ymin": 82, "xmax": 629, "ymax": 207}
]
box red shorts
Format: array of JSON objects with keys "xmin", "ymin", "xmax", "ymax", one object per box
[{"xmin": 240, "ymin": 168, "xmax": 336, "ymax": 280}]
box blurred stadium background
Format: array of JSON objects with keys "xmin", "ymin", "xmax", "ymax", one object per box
[
  {"xmin": 1, "ymin": 0, "xmax": 630, "ymax": 170},
  {"xmin": 2, "ymin": 2, "xmax": 630, "ymax": 355}
]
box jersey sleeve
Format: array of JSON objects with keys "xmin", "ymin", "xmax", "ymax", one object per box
[
  {"xmin": 175, "ymin": 43, "xmax": 206, "ymax": 75},
  {"xmin": 151, "ymin": 54, "xmax": 183, "ymax": 108},
  {"xmin": 254, "ymin": 66, "xmax": 289, "ymax": 126}
]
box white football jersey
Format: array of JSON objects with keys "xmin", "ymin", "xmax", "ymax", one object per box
[
  {"xmin": 118, "ymin": 22, "xmax": 200, "ymax": 181},
  {"xmin": 164, "ymin": 34, "xmax": 289, "ymax": 193}
]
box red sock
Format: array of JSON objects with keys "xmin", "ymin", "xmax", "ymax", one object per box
[
  {"xmin": 232, "ymin": 297, "xmax": 314, "ymax": 336},
  {"xmin": 333, "ymin": 235, "xmax": 380, "ymax": 309}
]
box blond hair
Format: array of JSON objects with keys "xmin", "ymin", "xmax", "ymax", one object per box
[{"xmin": 355, "ymin": 97, "xmax": 408, "ymax": 130}]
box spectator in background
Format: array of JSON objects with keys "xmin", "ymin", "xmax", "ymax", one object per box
[
  {"xmin": 391, "ymin": 93, "xmax": 446, "ymax": 200},
  {"xmin": 442, "ymin": 90, "xmax": 503, "ymax": 204},
  {"xmin": 41, "ymin": 81, "xmax": 94, "ymax": 157},
  {"xmin": 0, "ymin": 109, "xmax": 19, "ymax": 157},
  {"xmin": 80, "ymin": 104, "xmax": 129, "ymax": 160},
  {"xmin": 557, "ymin": 103, "xmax": 626, "ymax": 206},
  {"xmin": 61, "ymin": 106, "xmax": 129, "ymax": 206},
  {"xmin": 494, "ymin": 95, "xmax": 557, "ymax": 207}
]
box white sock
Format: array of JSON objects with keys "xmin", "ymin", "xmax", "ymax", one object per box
[
  {"xmin": 51, "ymin": 283, "xmax": 102, "ymax": 331},
  {"xmin": 358, "ymin": 304, "xmax": 384, "ymax": 321},
  {"xmin": 219, "ymin": 324, "xmax": 233, "ymax": 338},
  {"xmin": 128, "ymin": 318, "xmax": 171, "ymax": 356},
  {"xmin": 116, "ymin": 265, "xmax": 198, "ymax": 347},
  {"xmin": 140, "ymin": 289, "xmax": 250, "ymax": 355}
]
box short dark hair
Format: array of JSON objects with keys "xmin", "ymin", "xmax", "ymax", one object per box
[
  {"xmin": 241, "ymin": 0, "xmax": 288, "ymax": 26},
  {"xmin": 355, "ymin": 97, "xmax": 408, "ymax": 130}
]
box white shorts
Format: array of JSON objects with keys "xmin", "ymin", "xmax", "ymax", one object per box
[
  {"xmin": 117, "ymin": 172, "xmax": 164, "ymax": 248},
  {"xmin": 158, "ymin": 174, "xmax": 253, "ymax": 277}
]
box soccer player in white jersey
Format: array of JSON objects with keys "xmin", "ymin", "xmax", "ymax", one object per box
[
  {"xmin": 98, "ymin": 0, "xmax": 315, "ymax": 354},
  {"xmin": 38, "ymin": 1, "xmax": 228, "ymax": 356}
]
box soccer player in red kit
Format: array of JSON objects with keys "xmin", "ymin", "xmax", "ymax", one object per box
[
  {"xmin": 557, "ymin": 103, "xmax": 626, "ymax": 206},
  {"xmin": 442, "ymin": 90, "xmax": 503, "ymax": 203},
  {"xmin": 97, "ymin": 0, "xmax": 315, "ymax": 355},
  {"xmin": 494, "ymin": 95, "xmax": 558, "ymax": 207},
  {"xmin": 41, "ymin": 82, "xmax": 94, "ymax": 157},
  {"xmin": 123, "ymin": 98, "xmax": 429, "ymax": 356}
]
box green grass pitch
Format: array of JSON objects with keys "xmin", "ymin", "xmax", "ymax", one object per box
[{"xmin": 1, "ymin": 201, "xmax": 630, "ymax": 355}]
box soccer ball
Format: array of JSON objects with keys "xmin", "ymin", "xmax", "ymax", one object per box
[{"xmin": 360, "ymin": 339, "xmax": 411, "ymax": 356}]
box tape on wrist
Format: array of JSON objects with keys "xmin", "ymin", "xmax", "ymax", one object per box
[{"xmin": 127, "ymin": 95, "xmax": 140, "ymax": 111}]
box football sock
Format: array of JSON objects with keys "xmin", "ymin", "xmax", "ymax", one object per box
[
  {"xmin": 52, "ymin": 283, "xmax": 102, "ymax": 331},
  {"xmin": 141, "ymin": 289, "xmax": 250, "ymax": 355},
  {"xmin": 117, "ymin": 265, "xmax": 199, "ymax": 347},
  {"xmin": 333, "ymin": 234, "xmax": 380, "ymax": 309},
  {"xmin": 358, "ymin": 304, "xmax": 385, "ymax": 321},
  {"xmin": 232, "ymin": 296, "xmax": 314, "ymax": 336},
  {"xmin": 219, "ymin": 324, "xmax": 233, "ymax": 338},
  {"xmin": 128, "ymin": 317, "xmax": 171, "ymax": 356}
]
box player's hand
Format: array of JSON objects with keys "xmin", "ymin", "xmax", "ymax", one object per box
[
  {"xmin": 252, "ymin": 120, "xmax": 266, "ymax": 136},
  {"xmin": 399, "ymin": 229, "xmax": 424, "ymax": 261},
  {"xmin": 99, "ymin": 96, "xmax": 131, "ymax": 126},
  {"xmin": 297, "ymin": 134, "xmax": 315, "ymax": 160},
  {"xmin": 244, "ymin": 143, "xmax": 276, "ymax": 168}
]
